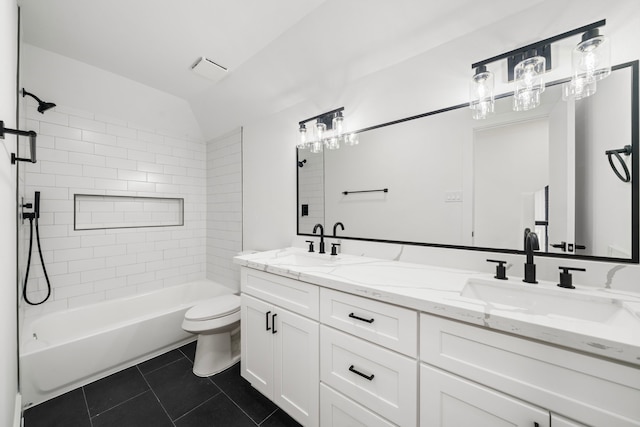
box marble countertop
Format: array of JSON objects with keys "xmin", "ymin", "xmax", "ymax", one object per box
[{"xmin": 234, "ymin": 247, "xmax": 640, "ymax": 366}]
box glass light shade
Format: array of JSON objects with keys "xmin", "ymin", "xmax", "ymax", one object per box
[
  {"xmin": 573, "ymin": 31, "xmax": 610, "ymax": 82},
  {"xmin": 469, "ymin": 67, "xmax": 495, "ymax": 120},
  {"xmin": 345, "ymin": 133, "xmax": 359, "ymax": 146},
  {"xmin": 316, "ymin": 121, "xmax": 327, "ymax": 142},
  {"xmin": 326, "ymin": 136, "xmax": 340, "ymax": 150},
  {"xmin": 297, "ymin": 124, "xmax": 307, "ymax": 148},
  {"xmin": 332, "ymin": 113, "xmax": 344, "ymax": 137},
  {"xmin": 513, "ymin": 55, "xmax": 546, "ymax": 111},
  {"xmin": 562, "ymin": 76, "xmax": 597, "ymax": 101}
]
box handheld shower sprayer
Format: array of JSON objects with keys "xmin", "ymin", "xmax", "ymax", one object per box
[
  {"xmin": 22, "ymin": 89, "xmax": 56, "ymax": 114},
  {"xmin": 34, "ymin": 191, "xmax": 40, "ymax": 219},
  {"xmin": 23, "ymin": 191, "xmax": 51, "ymax": 305}
]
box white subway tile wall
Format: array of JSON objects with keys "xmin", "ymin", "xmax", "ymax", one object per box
[
  {"xmin": 207, "ymin": 129, "xmax": 243, "ymax": 290},
  {"xmin": 21, "ymin": 104, "xmax": 207, "ymax": 317}
]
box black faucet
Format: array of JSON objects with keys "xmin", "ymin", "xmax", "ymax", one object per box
[
  {"xmin": 313, "ymin": 223, "xmax": 325, "ymax": 254},
  {"xmin": 523, "ymin": 228, "xmax": 539, "ymax": 284},
  {"xmin": 332, "ymin": 222, "xmax": 344, "ymax": 237}
]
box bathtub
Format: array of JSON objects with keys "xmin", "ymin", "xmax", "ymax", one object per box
[{"xmin": 20, "ymin": 280, "xmax": 236, "ymax": 407}]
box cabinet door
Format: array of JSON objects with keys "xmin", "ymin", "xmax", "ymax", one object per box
[
  {"xmin": 421, "ymin": 364, "xmax": 550, "ymax": 427},
  {"xmin": 273, "ymin": 307, "xmax": 319, "ymax": 427},
  {"xmin": 241, "ymin": 294, "xmax": 274, "ymax": 398}
]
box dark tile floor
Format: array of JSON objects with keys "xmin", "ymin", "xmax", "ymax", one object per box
[{"xmin": 23, "ymin": 341, "xmax": 302, "ymax": 427}]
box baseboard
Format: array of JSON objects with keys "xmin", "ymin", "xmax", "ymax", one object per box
[{"xmin": 13, "ymin": 392, "xmax": 22, "ymax": 427}]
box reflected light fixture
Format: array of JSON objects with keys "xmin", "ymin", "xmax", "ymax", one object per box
[
  {"xmin": 297, "ymin": 107, "xmax": 352, "ymax": 153},
  {"xmin": 469, "ymin": 65, "xmax": 495, "ymax": 119},
  {"xmin": 469, "ymin": 19, "xmax": 609, "ymax": 117}
]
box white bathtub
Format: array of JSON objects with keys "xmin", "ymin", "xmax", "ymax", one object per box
[{"xmin": 20, "ymin": 280, "xmax": 235, "ymax": 407}]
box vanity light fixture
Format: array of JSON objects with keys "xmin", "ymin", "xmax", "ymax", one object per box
[
  {"xmin": 469, "ymin": 65, "xmax": 495, "ymax": 119},
  {"xmin": 469, "ymin": 19, "xmax": 609, "ymax": 118},
  {"xmin": 297, "ymin": 107, "xmax": 353, "ymax": 153}
]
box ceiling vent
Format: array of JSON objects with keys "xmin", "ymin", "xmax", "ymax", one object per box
[{"xmin": 191, "ymin": 57, "xmax": 228, "ymax": 83}]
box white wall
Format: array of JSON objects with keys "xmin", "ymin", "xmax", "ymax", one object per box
[
  {"xmin": 242, "ymin": 0, "xmax": 640, "ymax": 289},
  {"xmin": 0, "ymin": 1, "xmax": 18, "ymax": 425},
  {"xmin": 207, "ymin": 129, "xmax": 243, "ymax": 291}
]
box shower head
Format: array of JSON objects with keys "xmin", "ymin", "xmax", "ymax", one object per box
[
  {"xmin": 298, "ymin": 159, "xmax": 307, "ymax": 168},
  {"xmin": 22, "ymin": 89, "xmax": 57, "ymax": 114}
]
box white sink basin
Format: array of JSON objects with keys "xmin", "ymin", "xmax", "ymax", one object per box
[{"xmin": 460, "ymin": 278, "xmax": 637, "ymax": 326}]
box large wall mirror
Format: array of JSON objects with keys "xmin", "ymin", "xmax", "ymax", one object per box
[{"xmin": 297, "ymin": 61, "xmax": 639, "ymax": 263}]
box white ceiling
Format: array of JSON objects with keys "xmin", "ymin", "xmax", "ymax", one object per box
[{"xmin": 18, "ymin": 0, "xmax": 631, "ymax": 138}]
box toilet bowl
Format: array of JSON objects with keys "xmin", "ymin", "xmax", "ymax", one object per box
[{"xmin": 182, "ymin": 294, "xmax": 241, "ymax": 377}]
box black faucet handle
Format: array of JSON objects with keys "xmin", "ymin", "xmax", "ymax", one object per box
[
  {"xmin": 330, "ymin": 243, "xmax": 341, "ymax": 256},
  {"xmin": 486, "ymin": 259, "xmax": 508, "ymax": 280},
  {"xmin": 557, "ymin": 266, "xmax": 586, "ymax": 289},
  {"xmin": 305, "ymin": 240, "xmax": 315, "ymax": 253}
]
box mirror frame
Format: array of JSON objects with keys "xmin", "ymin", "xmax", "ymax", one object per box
[{"xmin": 297, "ymin": 60, "xmax": 639, "ymax": 264}]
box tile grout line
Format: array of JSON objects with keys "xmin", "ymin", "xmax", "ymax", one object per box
[
  {"xmin": 135, "ymin": 364, "xmax": 177, "ymax": 427},
  {"xmin": 208, "ymin": 383, "xmax": 262, "ymax": 426},
  {"xmin": 171, "ymin": 390, "xmax": 223, "ymax": 424},
  {"xmin": 88, "ymin": 389, "xmax": 150, "ymax": 420},
  {"xmin": 257, "ymin": 408, "xmax": 280, "ymax": 426},
  {"xmin": 80, "ymin": 386, "xmax": 94, "ymax": 427}
]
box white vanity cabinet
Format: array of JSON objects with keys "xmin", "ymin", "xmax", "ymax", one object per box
[
  {"xmin": 319, "ymin": 288, "xmax": 418, "ymax": 427},
  {"xmin": 419, "ymin": 313, "xmax": 640, "ymax": 427},
  {"xmin": 240, "ymin": 268, "xmax": 319, "ymax": 427}
]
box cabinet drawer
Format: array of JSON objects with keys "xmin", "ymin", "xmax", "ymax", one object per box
[
  {"xmin": 320, "ymin": 326, "xmax": 417, "ymax": 427},
  {"xmin": 241, "ymin": 268, "xmax": 319, "ymax": 319},
  {"xmin": 320, "ymin": 288, "xmax": 417, "ymax": 357},
  {"xmin": 320, "ymin": 384, "xmax": 397, "ymax": 427},
  {"xmin": 420, "ymin": 313, "xmax": 640, "ymax": 427},
  {"xmin": 421, "ymin": 363, "xmax": 549, "ymax": 427}
]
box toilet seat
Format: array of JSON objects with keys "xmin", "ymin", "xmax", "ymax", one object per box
[{"xmin": 184, "ymin": 294, "xmax": 240, "ymax": 321}]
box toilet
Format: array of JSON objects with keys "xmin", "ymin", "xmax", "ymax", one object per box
[{"xmin": 182, "ymin": 294, "xmax": 241, "ymax": 377}]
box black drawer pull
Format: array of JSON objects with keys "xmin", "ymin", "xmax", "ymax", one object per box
[
  {"xmin": 349, "ymin": 365, "xmax": 374, "ymax": 381},
  {"xmin": 349, "ymin": 312, "xmax": 374, "ymax": 323},
  {"xmin": 272, "ymin": 313, "xmax": 277, "ymax": 334},
  {"xmin": 265, "ymin": 311, "xmax": 271, "ymax": 331}
]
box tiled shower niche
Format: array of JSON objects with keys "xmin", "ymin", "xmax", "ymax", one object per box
[{"xmin": 74, "ymin": 194, "xmax": 184, "ymax": 230}]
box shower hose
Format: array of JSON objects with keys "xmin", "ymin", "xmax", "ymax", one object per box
[{"xmin": 23, "ymin": 215, "xmax": 51, "ymax": 305}]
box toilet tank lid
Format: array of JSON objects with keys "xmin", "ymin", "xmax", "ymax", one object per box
[{"xmin": 185, "ymin": 294, "xmax": 241, "ymax": 321}]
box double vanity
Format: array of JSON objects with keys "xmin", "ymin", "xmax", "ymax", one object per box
[{"xmin": 234, "ymin": 247, "xmax": 640, "ymax": 427}]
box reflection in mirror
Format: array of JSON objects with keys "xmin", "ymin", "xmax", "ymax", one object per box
[{"xmin": 297, "ymin": 62, "xmax": 638, "ymax": 262}]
